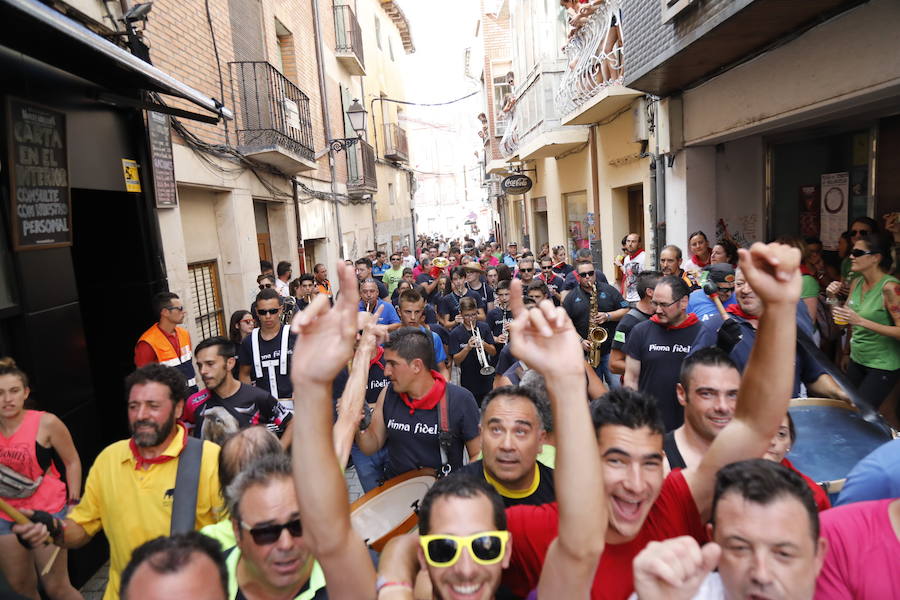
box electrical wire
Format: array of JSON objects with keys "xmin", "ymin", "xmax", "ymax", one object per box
[
  {"xmin": 203, "ymin": 0, "xmax": 228, "ymax": 144},
  {"xmin": 378, "ymin": 89, "xmax": 480, "ymax": 107}
]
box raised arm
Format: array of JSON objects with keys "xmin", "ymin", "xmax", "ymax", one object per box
[
  {"xmin": 685, "ymin": 243, "xmax": 802, "ymax": 520},
  {"xmin": 290, "ymin": 262, "xmax": 378, "ymax": 598},
  {"xmin": 507, "ymin": 280, "xmax": 606, "ymax": 598}
]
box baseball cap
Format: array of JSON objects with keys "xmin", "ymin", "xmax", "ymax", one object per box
[{"xmin": 704, "ymin": 263, "xmax": 736, "ymax": 286}]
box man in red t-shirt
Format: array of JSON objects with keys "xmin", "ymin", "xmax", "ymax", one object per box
[{"xmin": 502, "ymin": 242, "xmax": 804, "ymax": 600}]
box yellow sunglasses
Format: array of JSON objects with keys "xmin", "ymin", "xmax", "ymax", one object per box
[{"xmin": 419, "ymin": 530, "xmax": 510, "ymax": 567}]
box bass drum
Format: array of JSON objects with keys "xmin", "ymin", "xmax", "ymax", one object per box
[
  {"xmin": 349, "ymin": 468, "xmax": 436, "ymax": 551},
  {"xmin": 787, "ymin": 398, "xmax": 895, "ymax": 500}
]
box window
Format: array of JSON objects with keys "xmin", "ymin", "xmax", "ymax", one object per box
[
  {"xmin": 492, "ymin": 70, "xmax": 512, "ymax": 135},
  {"xmin": 388, "ymin": 37, "xmax": 395, "ymax": 61},
  {"xmin": 189, "ymin": 260, "xmax": 226, "ymax": 339},
  {"xmin": 375, "ymin": 16, "xmax": 382, "ymax": 50},
  {"xmin": 388, "ymin": 182, "xmax": 395, "ymax": 205}
]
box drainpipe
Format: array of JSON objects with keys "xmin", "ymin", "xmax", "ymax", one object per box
[{"xmin": 311, "ymin": 0, "xmax": 344, "ymax": 259}]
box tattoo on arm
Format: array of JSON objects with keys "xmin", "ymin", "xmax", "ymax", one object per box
[{"xmin": 884, "ymin": 283, "xmax": 900, "ymax": 325}]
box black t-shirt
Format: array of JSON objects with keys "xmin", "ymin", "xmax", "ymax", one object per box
[
  {"xmin": 623, "ymin": 319, "xmax": 702, "ymax": 431},
  {"xmin": 238, "ymin": 327, "xmax": 296, "ymax": 399},
  {"xmin": 449, "ymin": 321, "xmax": 496, "ymax": 402},
  {"xmin": 552, "ymin": 263, "xmax": 574, "ymax": 278},
  {"xmin": 495, "ymin": 344, "xmax": 516, "ymax": 377},
  {"xmin": 438, "ymin": 289, "xmax": 486, "ymax": 321},
  {"xmin": 331, "ymin": 351, "xmax": 390, "ymax": 405},
  {"xmin": 457, "ymin": 459, "xmax": 556, "ymax": 507},
  {"xmin": 429, "ymin": 322, "xmax": 450, "ymax": 351},
  {"xmin": 562, "ymin": 283, "xmax": 629, "ymax": 354},
  {"xmin": 487, "ymin": 306, "xmax": 513, "ymax": 338},
  {"xmin": 537, "ymin": 273, "xmax": 565, "ymax": 298},
  {"xmin": 467, "ymin": 283, "xmax": 495, "ymax": 306},
  {"xmin": 382, "ymin": 383, "xmax": 480, "ymax": 478},
  {"xmin": 611, "ymin": 307, "xmax": 653, "ymax": 352},
  {"xmin": 184, "ymin": 383, "xmax": 293, "ymax": 439}
]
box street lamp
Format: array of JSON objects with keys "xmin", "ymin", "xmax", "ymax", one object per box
[{"xmin": 330, "ymin": 99, "xmax": 368, "ymax": 152}]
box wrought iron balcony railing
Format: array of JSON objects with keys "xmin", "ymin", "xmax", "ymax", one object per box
[
  {"xmin": 347, "ymin": 139, "xmax": 377, "ymax": 195},
  {"xmin": 555, "ymin": 0, "xmax": 625, "ymax": 117},
  {"xmin": 229, "ymin": 61, "xmax": 315, "ymax": 165},
  {"xmin": 334, "ymin": 4, "xmax": 365, "ymax": 75},
  {"xmin": 498, "ymin": 71, "xmax": 564, "ymax": 159},
  {"xmin": 383, "ymin": 123, "xmax": 409, "ymax": 162}
]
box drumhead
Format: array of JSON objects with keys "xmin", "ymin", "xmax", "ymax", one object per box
[{"xmin": 350, "ymin": 469, "xmax": 436, "ymax": 549}]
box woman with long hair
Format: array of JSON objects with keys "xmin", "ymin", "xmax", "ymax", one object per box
[
  {"xmin": 828, "ymin": 235, "xmax": 900, "ymax": 414},
  {"xmin": 228, "ymin": 310, "xmax": 255, "ymax": 378},
  {"xmin": 0, "ymin": 359, "xmax": 82, "ymax": 599}
]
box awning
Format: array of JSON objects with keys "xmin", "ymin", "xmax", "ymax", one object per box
[{"xmin": 0, "ymin": 0, "xmax": 233, "ymax": 122}]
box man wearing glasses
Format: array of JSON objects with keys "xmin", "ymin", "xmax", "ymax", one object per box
[
  {"xmin": 623, "ymin": 276, "xmax": 703, "ymax": 431},
  {"xmin": 382, "ymin": 253, "xmax": 406, "ymax": 296},
  {"xmin": 563, "ymin": 262, "xmax": 629, "ymax": 389},
  {"xmin": 239, "ymin": 288, "xmax": 296, "ymax": 412},
  {"xmin": 135, "ymin": 291, "xmax": 198, "ymax": 394},
  {"xmin": 223, "ymin": 453, "xmax": 328, "ymax": 599},
  {"xmin": 537, "ymin": 257, "xmax": 565, "ymax": 304}
]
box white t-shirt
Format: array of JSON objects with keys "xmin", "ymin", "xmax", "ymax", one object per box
[
  {"xmin": 621, "ymin": 250, "xmax": 646, "ymax": 303},
  {"xmin": 275, "ymin": 278, "xmax": 290, "ymax": 297},
  {"xmin": 628, "ymin": 572, "xmax": 724, "ymax": 600}
]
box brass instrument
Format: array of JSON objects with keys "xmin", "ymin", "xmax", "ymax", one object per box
[
  {"xmin": 432, "ymin": 257, "xmax": 450, "ymax": 268},
  {"xmin": 470, "ymin": 323, "xmax": 496, "ymax": 376},
  {"xmin": 587, "ymin": 283, "xmax": 608, "ymax": 368}
]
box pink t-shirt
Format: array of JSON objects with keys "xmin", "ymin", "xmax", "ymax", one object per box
[{"xmin": 815, "ymin": 498, "xmax": 900, "ymax": 598}]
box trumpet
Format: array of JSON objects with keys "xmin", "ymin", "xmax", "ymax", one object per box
[{"xmin": 469, "ymin": 323, "xmax": 495, "ymax": 376}]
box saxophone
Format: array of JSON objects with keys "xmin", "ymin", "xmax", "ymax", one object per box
[{"xmin": 587, "ymin": 282, "xmax": 608, "ymax": 368}]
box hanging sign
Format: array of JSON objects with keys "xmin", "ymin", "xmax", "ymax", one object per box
[
  {"xmin": 501, "ymin": 174, "xmax": 533, "ymax": 195},
  {"xmin": 147, "ymin": 111, "xmax": 179, "ymax": 207},
  {"xmin": 6, "ymin": 97, "xmax": 72, "ymax": 250}
]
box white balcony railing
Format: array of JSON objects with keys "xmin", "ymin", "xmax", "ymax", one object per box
[
  {"xmin": 498, "ymin": 71, "xmax": 564, "ymax": 159},
  {"xmin": 555, "ymin": 0, "xmax": 624, "ymax": 117}
]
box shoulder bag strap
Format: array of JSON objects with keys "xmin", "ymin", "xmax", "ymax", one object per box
[
  {"xmin": 251, "ymin": 328, "xmax": 263, "ymax": 378},
  {"xmin": 171, "ymin": 437, "xmax": 204, "ymax": 535},
  {"xmin": 279, "ymin": 325, "xmax": 290, "ymax": 375},
  {"xmin": 438, "ymin": 389, "xmax": 453, "ymax": 476}
]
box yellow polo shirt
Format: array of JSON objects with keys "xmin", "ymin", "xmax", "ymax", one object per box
[{"xmin": 69, "ymin": 425, "xmax": 223, "ymax": 599}]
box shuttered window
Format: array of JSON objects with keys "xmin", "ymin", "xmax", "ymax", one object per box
[{"xmin": 189, "ymin": 261, "xmax": 225, "ymax": 339}]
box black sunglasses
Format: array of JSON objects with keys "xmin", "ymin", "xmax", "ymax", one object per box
[
  {"xmin": 850, "ymin": 248, "xmax": 875, "ymax": 258},
  {"xmin": 241, "ymin": 518, "xmax": 302, "ymax": 545},
  {"xmin": 259, "ymin": 283, "xmax": 273, "ymax": 289},
  {"xmin": 579, "ymin": 270, "xmax": 596, "ymax": 277},
  {"xmin": 850, "ymin": 229, "xmax": 870, "ymax": 236},
  {"xmin": 257, "ymin": 308, "xmax": 280, "ymax": 316},
  {"xmin": 520, "ymin": 268, "xmax": 534, "ymax": 273}
]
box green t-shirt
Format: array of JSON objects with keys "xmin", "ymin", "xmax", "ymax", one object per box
[
  {"xmin": 800, "ymin": 274, "xmax": 821, "ymax": 299},
  {"xmin": 382, "ymin": 267, "xmax": 404, "ymax": 295},
  {"xmin": 224, "ymin": 546, "xmax": 327, "ymax": 600},
  {"xmin": 847, "ymin": 274, "xmax": 900, "ymax": 371}
]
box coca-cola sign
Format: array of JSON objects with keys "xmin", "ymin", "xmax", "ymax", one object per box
[{"xmin": 501, "ymin": 174, "xmax": 533, "ymax": 195}]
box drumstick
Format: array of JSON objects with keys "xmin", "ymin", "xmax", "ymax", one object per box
[
  {"xmin": 0, "ymin": 497, "xmax": 62, "ymax": 575},
  {"xmin": 703, "ymin": 282, "xmax": 730, "ymax": 321}
]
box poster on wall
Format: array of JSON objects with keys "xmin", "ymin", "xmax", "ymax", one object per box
[
  {"xmin": 820, "ymin": 172, "xmax": 849, "ymax": 250},
  {"xmin": 6, "ymin": 97, "xmax": 72, "ymax": 250},
  {"xmin": 798, "ymin": 185, "xmax": 819, "ymax": 238}
]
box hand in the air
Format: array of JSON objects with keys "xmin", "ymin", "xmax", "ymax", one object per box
[
  {"xmin": 290, "ymin": 262, "xmax": 362, "ymax": 385},
  {"xmin": 508, "ymin": 279, "xmax": 583, "ymax": 379},
  {"xmin": 633, "ymin": 537, "xmax": 721, "ymax": 600},
  {"xmin": 737, "ymin": 242, "xmax": 801, "ymax": 307}
]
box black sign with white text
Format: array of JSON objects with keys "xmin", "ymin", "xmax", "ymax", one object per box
[
  {"xmin": 6, "ymin": 98, "xmax": 71, "ymax": 250},
  {"xmin": 501, "ymin": 174, "xmax": 533, "ymax": 195},
  {"xmin": 147, "ymin": 111, "xmax": 178, "ymax": 207}
]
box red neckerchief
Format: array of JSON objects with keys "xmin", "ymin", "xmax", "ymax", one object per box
[
  {"xmin": 129, "ymin": 426, "xmax": 187, "ymax": 471},
  {"xmin": 628, "ymin": 248, "xmax": 644, "ymax": 260},
  {"xmin": 799, "ymin": 264, "xmax": 813, "ymax": 276},
  {"xmin": 370, "ymin": 346, "xmax": 385, "ymax": 369},
  {"xmin": 726, "ymin": 304, "xmax": 759, "ymax": 321},
  {"xmin": 399, "ymin": 371, "xmax": 447, "ymax": 415},
  {"xmin": 552, "ymin": 260, "xmax": 566, "ymax": 270},
  {"xmin": 691, "ymin": 254, "xmax": 710, "ymax": 268},
  {"xmin": 650, "ymin": 312, "xmax": 699, "ymax": 330}
]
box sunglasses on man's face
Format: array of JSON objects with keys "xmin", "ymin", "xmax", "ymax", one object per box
[
  {"xmin": 241, "ymin": 518, "xmax": 302, "ymax": 545},
  {"xmin": 520, "ymin": 268, "xmax": 534, "ymax": 273},
  {"xmin": 257, "ymin": 308, "xmax": 281, "ymax": 316},
  {"xmin": 419, "ymin": 531, "xmax": 509, "ymax": 568},
  {"xmin": 259, "ymin": 283, "xmax": 273, "ymax": 289},
  {"xmin": 578, "ymin": 271, "xmax": 596, "ymax": 278},
  {"xmin": 850, "ymin": 229, "xmax": 870, "ymax": 237}
]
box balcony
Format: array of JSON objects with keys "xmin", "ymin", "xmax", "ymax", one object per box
[
  {"xmin": 383, "ymin": 123, "xmax": 409, "ymax": 162},
  {"xmin": 230, "ymin": 61, "xmax": 317, "ymax": 174},
  {"xmin": 625, "ymin": 0, "xmax": 866, "ymax": 96},
  {"xmin": 347, "ymin": 139, "xmax": 377, "ymax": 197},
  {"xmin": 333, "ymin": 4, "xmax": 365, "ymax": 76},
  {"xmin": 555, "ymin": 0, "xmax": 642, "ymax": 126},
  {"xmin": 499, "ymin": 70, "xmax": 588, "ymax": 161}
]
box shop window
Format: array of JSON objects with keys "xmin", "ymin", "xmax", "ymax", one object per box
[
  {"xmin": 189, "ymin": 261, "xmax": 226, "ymax": 339},
  {"xmin": 564, "ymin": 190, "xmax": 589, "ymax": 255}
]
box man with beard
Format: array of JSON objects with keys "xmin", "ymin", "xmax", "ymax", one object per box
[
  {"xmin": 624, "ymin": 276, "xmax": 703, "ymax": 431},
  {"xmin": 182, "ymin": 337, "xmax": 293, "ymax": 448},
  {"xmin": 662, "ymin": 348, "xmax": 740, "ymax": 471},
  {"xmin": 689, "ymin": 267, "xmax": 847, "ymax": 400},
  {"xmin": 135, "ymin": 292, "xmax": 198, "ymax": 394},
  {"xmin": 501, "ymin": 242, "xmax": 803, "ymax": 600},
  {"xmin": 14, "ymin": 364, "xmax": 223, "ymax": 599},
  {"xmin": 659, "ymin": 245, "xmax": 699, "ymax": 291},
  {"xmin": 610, "ymin": 270, "xmax": 661, "ymax": 376},
  {"xmin": 631, "ymin": 459, "xmax": 827, "ymax": 600}
]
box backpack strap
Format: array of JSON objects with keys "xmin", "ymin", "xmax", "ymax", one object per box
[
  {"xmin": 438, "ymin": 389, "xmax": 453, "ymax": 477},
  {"xmin": 170, "ymin": 437, "xmax": 204, "ymax": 535}
]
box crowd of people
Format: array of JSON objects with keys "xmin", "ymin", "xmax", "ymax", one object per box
[{"xmin": 1, "ymin": 219, "xmax": 899, "ymax": 600}]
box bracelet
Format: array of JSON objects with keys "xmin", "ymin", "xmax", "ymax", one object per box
[{"xmin": 376, "ymin": 578, "xmax": 412, "ymax": 595}]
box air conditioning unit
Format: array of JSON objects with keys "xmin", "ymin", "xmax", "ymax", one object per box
[
  {"xmin": 631, "ymin": 97, "xmax": 649, "ymax": 143},
  {"xmin": 658, "ymin": 96, "xmax": 683, "ymax": 155}
]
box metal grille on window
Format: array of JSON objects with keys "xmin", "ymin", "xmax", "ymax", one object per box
[{"xmin": 189, "ymin": 261, "xmax": 226, "ymax": 339}]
